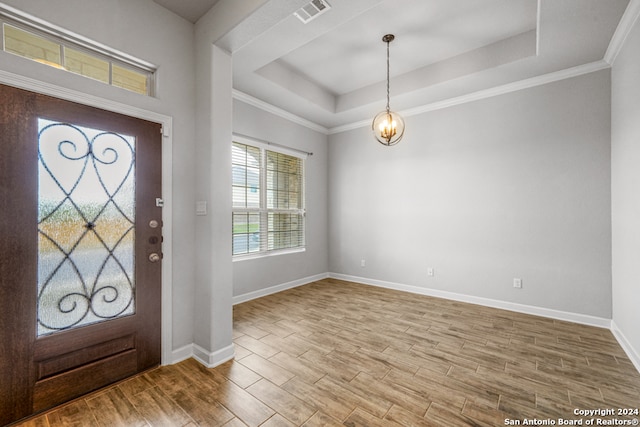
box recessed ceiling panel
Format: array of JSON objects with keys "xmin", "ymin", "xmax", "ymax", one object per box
[
  {"xmin": 152, "ymin": 0, "xmax": 220, "ymax": 22},
  {"xmin": 277, "ymin": 0, "xmax": 538, "ymax": 95}
]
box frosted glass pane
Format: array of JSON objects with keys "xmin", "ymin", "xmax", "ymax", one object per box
[
  {"xmin": 64, "ymin": 47, "xmax": 110, "ymax": 83},
  {"xmin": 37, "ymin": 118, "xmax": 136, "ymax": 336},
  {"xmin": 112, "ymin": 64, "xmax": 148, "ymax": 95},
  {"xmin": 3, "ymin": 24, "xmax": 61, "ymax": 67}
]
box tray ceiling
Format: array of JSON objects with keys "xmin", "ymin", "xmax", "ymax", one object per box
[{"xmin": 154, "ymin": 0, "xmax": 631, "ymax": 130}]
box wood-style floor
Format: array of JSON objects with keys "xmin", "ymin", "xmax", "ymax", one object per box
[{"xmin": 14, "ymin": 279, "xmax": 640, "ymax": 426}]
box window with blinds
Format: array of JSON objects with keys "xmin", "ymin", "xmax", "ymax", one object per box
[{"xmin": 232, "ymin": 140, "xmax": 305, "ymax": 257}]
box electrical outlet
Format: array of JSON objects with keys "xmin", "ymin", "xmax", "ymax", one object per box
[
  {"xmin": 513, "ymin": 278, "xmax": 522, "ymax": 289},
  {"xmin": 427, "ymin": 268, "xmax": 434, "ymax": 277},
  {"xmin": 360, "ymin": 259, "xmax": 366, "ymax": 267}
]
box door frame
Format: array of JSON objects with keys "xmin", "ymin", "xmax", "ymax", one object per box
[{"xmin": 0, "ymin": 69, "xmax": 174, "ymax": 365}]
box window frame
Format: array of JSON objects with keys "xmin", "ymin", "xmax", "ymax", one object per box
[
  {"xmin": 0, "ymin": 7, "xmax": 156, "ymax": 96},
  {"xmin": 232, "ymin": 135, "xmax": 307, "ymax": 260}
]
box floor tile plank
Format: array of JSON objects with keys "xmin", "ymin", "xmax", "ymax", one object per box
[
  {"xmin": 46, "ymin": 401, "xmax": 99, "ymax": 427},
  {"xmin": 246, "ymin": 379, "xmax": 316, "ymax": 425},
  {"xmin": 209, "ymin": 380, "xmax": 275, "ymax": 427},
  {"xmin": 268, "ymin": 351, "xmax": 326, "ymax": 384},
  {"xmin": 215, "ymin": 359, "xmax": 262, "ymax": 389},
  {"xmin": 300, "ymin": 411, "xmax": 343, "ymax": 427},
  {"xmin": 343, "ymin": 408, "xmax": 402, "ymax": 427},
  {"xmin": 168, "ymin": 387, "xmax": 235, "ymax": 426},
  {"xmin": 85, "ymin": 387, "xmax": 147, "ymax": 427},
  {"xmin": 238, "ymin": 353, "xmax": 295, "ymax": 386},
  {"xmin": 124, "ymin": 386, "xmax": 192, "ymax": 427},
  {"xmin": 281, "ymin": 376, "xmax": 356, "ymax": 421}
]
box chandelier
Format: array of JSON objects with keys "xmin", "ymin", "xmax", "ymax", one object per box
[{"xmin": 372, "ymin": 34, "xmax": 405, "ymax": 146}]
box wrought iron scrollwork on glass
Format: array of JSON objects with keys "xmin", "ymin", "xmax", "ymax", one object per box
[{"xmin": 37, "ymin": 119, "xmax": 136, "ymax": 336}]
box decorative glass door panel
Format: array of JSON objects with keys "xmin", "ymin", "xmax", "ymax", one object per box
[{"xmin": 37, "ymin": 118, "xmax": 136, "ymax": 336}]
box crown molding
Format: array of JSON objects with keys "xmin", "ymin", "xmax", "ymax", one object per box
[
  {"xmin": 328, "ymin": 60, "xmax": 610, "ymax": 135},
  {"xmin": 240, "ymin": 59, "xmax": 610, "ymax": 136},
  {"xmin": 232, "ymin": 89, "xmax": 329, "ymax": 135},
  {"xmin": 604, "ymin": 0, "xmax": 640, "ymax": 65}
]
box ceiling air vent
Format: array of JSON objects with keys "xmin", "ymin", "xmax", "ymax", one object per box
[{"xmin": 294, "ymin": 0, "xmax": 331, "ymax": 24}]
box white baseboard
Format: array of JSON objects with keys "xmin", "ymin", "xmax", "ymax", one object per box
[
  {"xmin": 329, "ymin": 273, "xmax": 612, "ymax": 329},
  {"xmin": 169, "ymin": 343, "xmax": 235, "ymax": 368},
  {"xmin": 611, "ymin": 320, "xmax": 640, "ymax": 374},
  {"xmin": 192, "ymin": 344, "xmax": 235, "ymax": 368},
  {"xmin": 232, "ymin": 272, "xmax": 330, "ymax": 305},
  {"xmin": 170, "ymin": 343, "xmax": 194, "ymax": 364}
]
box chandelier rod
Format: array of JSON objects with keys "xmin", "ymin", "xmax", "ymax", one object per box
[
  {"xmin": 386, "ymin": 38, "xmax": 390, "ymax": 112},
  {"xmin": 383, "ymin": 34, "xmax": 394, "ymax": 113}
]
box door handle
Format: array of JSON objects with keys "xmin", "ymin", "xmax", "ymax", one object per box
[{"xmin": 148, "ymin": 253, "xmax": 161, "ymax": 263}]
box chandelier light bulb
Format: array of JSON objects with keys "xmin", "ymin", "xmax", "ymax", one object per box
[{"xmin": 373, "ymin": 110, "xmax": 405, "ymax": 146}]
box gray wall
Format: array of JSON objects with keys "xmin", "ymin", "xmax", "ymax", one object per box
[
  {"xmin": 612, "ymin": 16, "xmax": 640, "ymax": 362},
  {"xmin": 328, "ymin": 70, "xmax": 612, "ymax": 318},
  {"xmin": 232, "ymin": 100, "xmax": 329, "ymax": 298},
  {"xmin": 191, "ymin": 0, "xmax": 267, "ymax": 362}
]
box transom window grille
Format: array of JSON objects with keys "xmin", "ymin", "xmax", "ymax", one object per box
[
  {"xmin": 232, "ymin": 139, "xmax": 306, "ymax": 257},
  {"xmin": 0, "ymin": 10, "xmax": 155, "ymax": 96}
]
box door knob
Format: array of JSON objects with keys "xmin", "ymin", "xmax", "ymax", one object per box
[{"xmin": 148, "ymin": 253, "xmax": 161, "ymax": 263}]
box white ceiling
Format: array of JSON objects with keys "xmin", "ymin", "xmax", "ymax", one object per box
[
  {"xmin": 154, "ymin": 0, "xmax": 630, "ymax": 130},
  {"xmin": 278, "ymin": 0, "xmax": 537, "ymax": 96},
  {"xmin": 152, "ymin": 0, "xmax": 220, "ymax": 23}
]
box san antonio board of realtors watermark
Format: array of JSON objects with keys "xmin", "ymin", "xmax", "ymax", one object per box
[{"xmin": 504, "ymin": 408, "xmax": 639, "ymax": 426}]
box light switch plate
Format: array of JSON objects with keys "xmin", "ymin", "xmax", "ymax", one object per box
[{"xmin": 196, "ymin": 201, "xmax": 207, "ymax": 216}]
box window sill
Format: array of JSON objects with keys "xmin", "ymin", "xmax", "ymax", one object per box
[{"xmin": 232, "ymin": 247, "xmax": 306, "ymax": 262}]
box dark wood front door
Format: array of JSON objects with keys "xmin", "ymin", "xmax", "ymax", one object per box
[{"xmin": 0, "ymin": 84, "xmax": 163, "ymax": 426}]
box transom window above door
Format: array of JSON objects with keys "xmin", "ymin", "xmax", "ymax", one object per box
[{"xmin": 0, "ymin": 7, "xmax": 156, "ymax": 96}]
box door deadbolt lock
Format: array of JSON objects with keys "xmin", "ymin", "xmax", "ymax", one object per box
[
  {"xmin": 149, "ymin": 220, "xmax": 160, "ymax": 229},
  {"xmin": 148, "ymin": 253, "xmax": 161, "ymax": 263}
]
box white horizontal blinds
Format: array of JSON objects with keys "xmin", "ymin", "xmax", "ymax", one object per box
[
  {"xmin": 266, "ymin": 150, "xmax": 305, "ymax": 251},
  {"xmin": 232, "ymin": 142, "xmax": 260, "ymax": 209},
  {"xmin": 232, "ymin": 142, "xmax": 261, "ymax": 255},
  {"xmin": 232, "ymin": 140, "xmax": 305, "ymax": 256}
]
